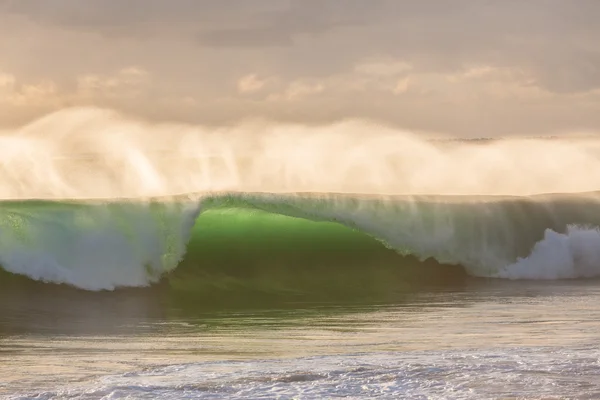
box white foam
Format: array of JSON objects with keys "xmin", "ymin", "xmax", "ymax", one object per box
[
  {"xmin": 0, "ymin": 201, "xmax": 201, "ymax": 290},
  {"xmin": 23, "ymin": 348, "xmax": 600, "ymax": 400},
  {"xmin": 499, "ymin": 225, "xmax": 600, "ymax": 279}
]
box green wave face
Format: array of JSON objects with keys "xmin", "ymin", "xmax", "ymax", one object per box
[
  {"xmin": 167, "ymin": 206, "xmax": 463, "ymax": 305},
  {"xmin": 2, "ymin": 192, "xmax": 600, "ymax": 299}
]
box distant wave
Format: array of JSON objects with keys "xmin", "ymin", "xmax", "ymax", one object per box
[{"xmin": 2, "ymin": 191, "xmax": 600, "ymax": 291}]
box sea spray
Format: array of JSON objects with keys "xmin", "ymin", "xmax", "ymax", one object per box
[
  {"xmin": 499, "ymin": 226, "xmax": 600, "ymax": 279},
  {"xmin": 3, "ymin": 107, "xmax": 600, "ymax": 199}
]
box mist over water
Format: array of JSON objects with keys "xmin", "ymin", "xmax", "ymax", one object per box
[{"xmin": 1, "ymin": 106, "xmax": 600, "ymax": 199}]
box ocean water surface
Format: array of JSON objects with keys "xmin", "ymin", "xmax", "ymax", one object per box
[{"xmin": 2, "ymin": 192, "xmax": 600, "ymax": 399}]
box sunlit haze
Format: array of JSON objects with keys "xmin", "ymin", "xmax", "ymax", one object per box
[
  {"xmin": 0, "ymin": 107, "xmax": 600, "ymax": 199},
  {"xmin": 1, "ymin": 1, "xmax": 599, "ymax": 199}
]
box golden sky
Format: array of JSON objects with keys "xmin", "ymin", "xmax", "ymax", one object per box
[{"xmin": 0, "ymin": 0, "xmax": 599, "ymax": 137}]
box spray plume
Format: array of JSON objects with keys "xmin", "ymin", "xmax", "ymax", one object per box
[{"xmin": 0, "ymin": 107, "xmax": 599, "ymax": 200}]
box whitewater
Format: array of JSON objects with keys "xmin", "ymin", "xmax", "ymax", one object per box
[{"xmin": 2, "ymin": 107, "xmax": 600, "ymax": 290}]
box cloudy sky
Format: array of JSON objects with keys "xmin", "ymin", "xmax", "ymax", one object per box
[{"xmin": 0, "ymin": 0, "xmax": 599, "ymax": 136}]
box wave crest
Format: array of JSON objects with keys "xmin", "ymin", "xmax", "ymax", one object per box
[{"xmin": 2, "ymin": 192, "xmax": 600, "ymax": 290}]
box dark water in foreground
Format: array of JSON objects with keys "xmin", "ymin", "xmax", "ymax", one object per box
[{"xmin": 3, "ymin": 277, "xmax": 600, "ymax": 399}]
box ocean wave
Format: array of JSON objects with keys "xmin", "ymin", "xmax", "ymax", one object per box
[{"xmin": 2, "ymin": 192, "xmax": 600, "ymax": 290}]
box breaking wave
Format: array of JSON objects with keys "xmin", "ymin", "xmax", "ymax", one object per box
[
  {"xmin": 2, "ymin": 108, "xmax": 600, "ymax": 291},
  {"xmin": 2, "ymin": 191, "xmax": 600, "ymax": 291}
]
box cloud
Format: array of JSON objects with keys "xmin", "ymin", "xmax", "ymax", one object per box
[
  {"xmin": 0, "ymin": 72, "xmax": 16, "ymax": 90},
  {"xmin": 0, "ymin": 70, "xmax": 57, "ymax": 106},
  {"xmin": 1, "ymin": 0, "xmax": 373, "ymax": 46},
  {"xmin": 77, "ymin": 67, "xmax": 149, "ymax": 98},
  {"xmin": 237, "ymin": 74, "xmax": 269, "ymax": 94},
  {"xmin": 393, "ymin": 77, "xmax": 411, "ymax": 95},
  {"xmin": 4, "ymin": 1, "xmax": 599, "ymax": 87},
  {"xmin": 355, "ymin": 61, "xmax": 413, "ymax": 77},
  {"xmin": 0, "ymin": 1, "xmax": 599, "ymax": 135},
  {"xmin": 267, "ymin": 80, "xmax": 325, "ymax": 102}
]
